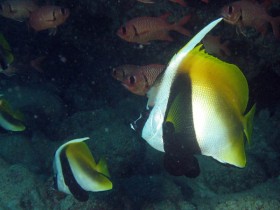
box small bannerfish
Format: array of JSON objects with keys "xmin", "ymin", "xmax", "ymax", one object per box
[
  {"xmin": 0, "ymin": 0, "xmax": 38, "ymax": 22},
  {"xmin": 221, "ymin": 0, "xmax": 280, "ymax": 37},
  {"xmin": 0, "ymin": 97, "xmax": 25, "ymax": 131},
  {"xmin": 53, "ymin": 137, "xmax": 113, "ymax": 202},
  {"xmin": 29, "ymin": 6, "xmax": 70, "ymax": 32},
  {"xmin": 112, "ymin": 64, "xmax": 165, "ymax": 96},
  {"xmin": 131, "ymin": 18, "xmax": 256, "ymax": 178},
  {"xmin": 117, "ymin": 13, "xmax": 191, "ymax": 44}
]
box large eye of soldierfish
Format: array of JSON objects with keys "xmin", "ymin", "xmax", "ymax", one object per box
[
  {"xmin": 121, "ymin": 26, "xmax": 126, "ymax": 35},
  {"xmin": 129, "ymin": 75, "xmax": 136, "ymax": 85}
]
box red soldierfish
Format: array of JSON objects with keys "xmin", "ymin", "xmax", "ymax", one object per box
[
  {"xmin": 112, "ymin": 64, "xmax": 165, "ymax": 96},
  {"xmin": 29, "ymin": 6, "xmax": 70, "ymax": 32},
  {"xmin": 0, "ymin": 0, "xmax": 38, "ymax": 22},
  {"xmin": 117, "ymin": 14, "xmax": 191, "ymax": 44},
  {"xmin": 221, "ymin": 0, "xmax": 280, "ymax": 38}
]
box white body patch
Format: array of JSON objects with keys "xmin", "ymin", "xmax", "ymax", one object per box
[{"xmin": 192, "ymin": 85, "xmax": 229, "ymax": 163}]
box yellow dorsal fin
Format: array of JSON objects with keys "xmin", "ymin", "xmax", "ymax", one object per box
[
  {"xmin": 66, "ymin": 141, "xmax": 97, "ymax": 169},
  {"xmin": 180, "ymin": 44, "xmax": 249, "ymax": 114}
]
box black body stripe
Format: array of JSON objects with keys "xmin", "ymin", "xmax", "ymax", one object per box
[
  {"xmin": 60, "ymin": 147, "xmax": 89, "ymax": 202},
  {"xmin": 164, "ymin": 73, "xmax": 200, "ymax": 154},
  {"xmin": 163, "ymin": 73, "xmax": 201, "ymax": 178}
]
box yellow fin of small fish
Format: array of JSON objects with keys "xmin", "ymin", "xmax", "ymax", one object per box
[
  {"xmin": 243, "ymin": 104, "xmax": 256, "ymax": 145},
  {"xmin": 66, "ymin": 141, "xmax": 97, "ymax": 168},
  {"xmin": 0, "ymin": 99, "xmax": 24, "ymax": 121},
  {"xmin": 96, "ymin": 158, "xmax": 111, "ymax": 178},
  {"xmin": 65, "ymin": 141, "xmax": 112, "ymax": 191},
  {"xmin": 0, "ymin": 33, "xmax": 14, "ymax": 64}
]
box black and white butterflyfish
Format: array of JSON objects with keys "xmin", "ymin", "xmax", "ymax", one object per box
[
  {"xmin": 131, "ymin": 18, "xmax": 256, "ymax": 178},
  {"xmin": 53, "ymin": 137, "xmax": 113, "ymax": 202}
]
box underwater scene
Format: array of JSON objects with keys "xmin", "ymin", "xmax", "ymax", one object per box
[{"xmin": 0, "ymin": 0, "xmax": 280, "ymax": 209}]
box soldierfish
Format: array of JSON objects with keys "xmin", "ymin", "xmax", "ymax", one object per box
[
  {"xmin": 112, "ymin": 64, "xmax": 165, "ymax": 96},
  {"xmin": 221, "ymin": 0, "xmax": 280, "ymax": 38},
  {"xmin": 29, "ymin": 6, "xmax": 70, "ymax": 32},
  {"xmin": 0, "ymin": 0, "xmax": 38, "ymax": 21},
  {"xmin": 117, "ymin": 13, "xmax": 191, "ymax": 44}
]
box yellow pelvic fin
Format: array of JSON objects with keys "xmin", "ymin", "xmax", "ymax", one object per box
[{"xmin": 243, "ymin": 104, "xmax": 256, "ymax": 145}]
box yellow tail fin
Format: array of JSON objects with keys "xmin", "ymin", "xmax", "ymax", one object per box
[{"xmin": 244, "ymin": 104, "xmax": 256, "ymax": 145}]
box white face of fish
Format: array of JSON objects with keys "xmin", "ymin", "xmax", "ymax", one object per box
[{"xmin": 141, "ymin": 18, "xmax": 223, "ymax": 152}]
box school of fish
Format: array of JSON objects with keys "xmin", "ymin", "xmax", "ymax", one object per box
[{"xmin": 1, "ymin": 0, "xmax": 280, "ymax": 202}]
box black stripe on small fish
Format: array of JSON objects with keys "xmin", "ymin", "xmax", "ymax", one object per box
[{"xmin": 60, "ymin": 147, "xmax": 89, "ymax": 202}]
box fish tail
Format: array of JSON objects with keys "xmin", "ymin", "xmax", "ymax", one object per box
[
  {"xmin": 173, "ymin": 15, "xmax": 192, "ymax": 36},
  {"xmin": 270, "ymin": 16, "xmax": 280, "ymax": 38},
  {"xmin": 243, "ymin": 104, "xmax": 256, "ymax": 145}
]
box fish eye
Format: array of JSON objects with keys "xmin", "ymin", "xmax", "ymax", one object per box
[
  {"xmin": 228, "ymin": 6, "xmax": 233, "ymax": 14},
  {"xmin": 61, "ymin": 8, "xmax": 66, "ymax": 15},
  {"xmin": 122, "ymin": 26, "xmax": 126, "ymax": 34},
  {"xmin": 129, "ymin": 76, "xmax": 136, "ymax": 84}
]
